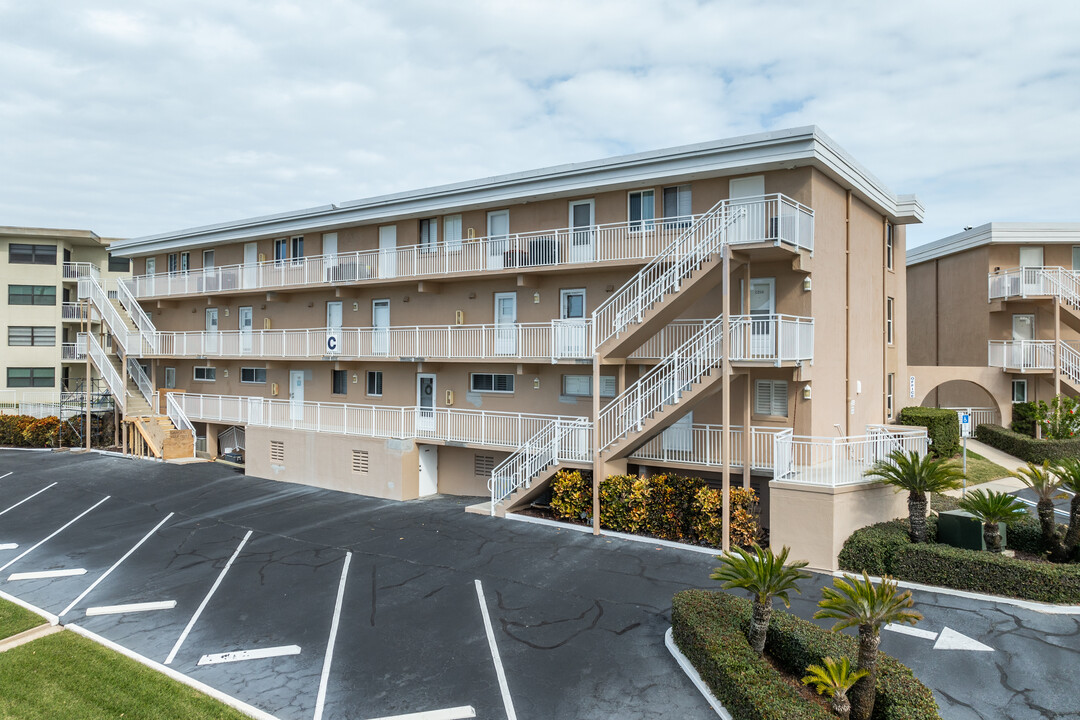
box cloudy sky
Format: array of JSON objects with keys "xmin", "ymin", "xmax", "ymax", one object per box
[{"xmin": 1, "ymin": 1, "xmax": 1078, "ymax": 247}]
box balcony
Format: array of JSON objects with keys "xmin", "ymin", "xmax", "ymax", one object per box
[
  {"xmin": 628, "ymin": 424, "xmax": 787, "ymax": 470},
  {"xmin": 988, "ymin": 266, "xmax": 1080, "ymax": 303},
  {"xmin": 987, "ymin": 340, "xmax": 1056, "ymax": 372},
  {"xmin": 773, "ymin": 426, "xmax": 929, "ymax": 487},
  {"xmin": 61, "ymin": 302, "xmax": 88, "ymax": 321},
  {"xmin": 121, "ymin": 194, "xmax": 814, "ymax": 300},
  {"xmin": 61, "ymin": 343, "xmax": 82, "ymax": 361},
  {"xmin": 62, "ymin": 262, "xmax": 100, "ymax": 282}
]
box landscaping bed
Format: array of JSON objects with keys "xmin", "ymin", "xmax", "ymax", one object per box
[{"xmin": 672, "ymin": 589, "xmax": 940, "ymax": 720}]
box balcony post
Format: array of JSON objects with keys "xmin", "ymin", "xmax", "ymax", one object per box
[
  {"xmin": 721, "ymin": 244, "xmax": 732, "ymax": 553},
  {"xmin": 1055, "ymin": 301, "xmax": 1062, "ymax": 395},
  {"xmin": 591, "ymin": 354, "xmax": 601, "ymax": 536}
]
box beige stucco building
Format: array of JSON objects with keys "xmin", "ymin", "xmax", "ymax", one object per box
[{"xmin": 85, "ymin": 126, "xmax": 924, "ymax": 569}]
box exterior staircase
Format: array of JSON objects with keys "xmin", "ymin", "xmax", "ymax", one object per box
[
  {"xmin": 1058, "ymin": 340, "xmax": 1080, "ymax": 392},
  {"xmin": 488, "ymin": 419, "xmax": 592, "ymax": 516}
]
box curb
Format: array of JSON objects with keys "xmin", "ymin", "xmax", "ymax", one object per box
[
  {"xmin": 664, "ymin": 627, "xmax": 730, "ymax": 719},
  {"xmin": 0, "ymin": 623, "xmax": 62, "ymax": 653},
  {"xmin": 505, "ymin": 512, "xmax": 723, "ymax": 556}
]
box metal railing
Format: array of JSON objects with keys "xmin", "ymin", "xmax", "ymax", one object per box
[
  {"xmin": 988, "ymin": 266, "xmax": 1080, "ymax": 310},
  {"xmin": 62, "ymin": 262, "xmax": 100, "ymax": 281},
  {"xmin": 62, "ymin": 302, "xmax": 88, "ymax": 321},
  {"xmin": 78, "ymin": 332, "xmax": 126, "ymax": 411},
  {"xmin": 940, "ymin": 407, "xmax": 1000, "ymax": 429},
  {"xmin": 772, "ymin": 426, "xmax": 929, "ymax": 486},
  {"xmin": 1058, "ymin": 340, "xmax": 1080, "ymax": 387},
  {"xmin": 61, "ymin": 343, "xmax": 81, "ymax": 360},
  {"xmin": 127, "ymin": 357, "xmax": 155, "ymax": 406},
  {"xmin": 988, "ymin": 340, "xmax": 1055, "ymax": 371},
  {"xmin": 728, "ymin": 315, "xmax": 814, "ymax": 364},
  {"xmin": 166, "ymin": 392, "xmax": 197, "ymax": 454},
  {"xmin": 78, "ymin": 277, "xmax": 143, "ymax": 356},
  {"xmin": 627, "ymin": 425, "xmax": 787, "ymax": 469},
  {"xmin": 117, "ymin": 277, "xmax": 160, "ymax": 354},
  {"xmin": 0, "ymin": 391, "xmax": 114, "ymax": 419},
  {"xmin": 488, "ymin": 418, "xmax": 592, "ymax": 511}
]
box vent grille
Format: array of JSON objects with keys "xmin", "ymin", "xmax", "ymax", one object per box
[
  {"xmin": 352, "ymin": 450, "xmax": 369, "ymax": 475},
  {"xmin": 474, "ymin": 454, "xmax": 495, "ymax": 477},
  {"xmin": 270, "ymin": 440, "xmax": 284, "ymax": 463}
]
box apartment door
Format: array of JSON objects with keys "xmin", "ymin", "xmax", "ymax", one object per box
[
  {"xmin": 239, "ymin": 306, "xmax": 253, "ymax": 355},
  {"xmin": 203, "ymin": 249, "xmax": 218, "ymax": 292},
  {"xmin": 1011, "ymin": 313, "xmax": 1037, "ymax": 368},
  {"xmin": 557, "ymin": 289, "xmax": 587, "ymax": 357},
  {"xmin": 487, "ymin": 210, "xmax": 510, "ymax": 270},
  {"xmin": 372, "ymin": 299, "xmax": 390, "ymax": 355},
  {"xmin": 748, "ymin": 278, "xmax": 776, "ymax": 357},
  {"xmin": 568, "ymin": 200, "xmax": 595, "ymax": 263},
  {"xmin": 729, "ymin": 175, "xmax": 766, "ymax": 241},
  {"xmin": 326, "ymin": 301, "xmax": 342, "ymax": 355},
  {"xmin": 417, "ymin": 374, "xmax": 436, "ymax": 431},
  {"xmin": 323, "ymin": 233, "xmax": 338, "ymax": 282},
  {"xmin": 378, "ymin": 226, "xmax": 397, "ymax": 279},
  {"xmin": 145, "ymin": 257, "xmax": 156, "ymax": 295},
  {"xmin": 418, "ymin": 445, "xmax": 438, "ymax": 496},
  {"xmin": 243, "ymin": 242, "xmax": 258, "ymax": 288},
  {"xmin": 1019, "ymin": 245, "xmax": 1045, "ymax": 295},
  {"xmin": 662, "ymin": 411, "xmax": 694, "ymax": 453},
  {"xmin": 205, "ymin": 308, "xmax": 219, "ymax": 355},
  {"xmin": 289, "ymin": 370, "xmax": 305, "ymax": 422},
  {"xmin": 494, "ymin": 292, "xmax": 517, "ymax": 355}
]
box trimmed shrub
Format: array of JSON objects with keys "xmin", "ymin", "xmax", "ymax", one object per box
[
  {"xmin": 897, "ymin": 407, "xmax": 959, "ymax": 457},
  {"xmin": 1010, "ymin": 401, "xmax": 1038, "ymax": 437},
  {"xmin": 0, "ymin": 415, "xmax": 35, "ymax": 446},
  {"xmin": 692, "ymin": 486, "xmax": 759, "ymax": 548},
  {"xmin": 1004, "ymin": 514, "xmax": 1044, "ymax": 554},
  {"xmin": 836, "ymin": 519, "xmax": 919, "ymax": 576},
  {"xmin": 672, "ymin": 590, "xmax": 941, "ymax": 720},
  {"xmin": 549, "ymin": 469, "xmax": 591, "ymax": 521},
  {"xmin": 974, "ymin": 424, "xmax": 1080, "ymax": 464}
]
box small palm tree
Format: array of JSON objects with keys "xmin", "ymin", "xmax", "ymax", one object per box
[
  {"xmin": 864, "ymin": 449, "xmax": 964, "ymax": 543},
  {"xmin": 958, "ymin": 489, "xmax": 1029, "ymax": 553},
  {"xmin": 1055, "ymin": 459, "xmax": 1080, "ymax": 556},
  {"xmin": 803, "ymin": 656, "xmax": 869, "ymax": 720},
  {"xmin": 710, "ymin": 544, "xmax": 810, "ymax": 656},
  {"xmin": 814, "ymin": 573, "xmax": 921, "ymax": 720},
  {"xmin": 1012, "ymin": 462, "xmax": 1065, "ymax": 555}
]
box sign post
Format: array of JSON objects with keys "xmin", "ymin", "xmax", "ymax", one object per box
[{"xmin": 960, "ymin": 411, "xmax": 971, "ymax": 493}]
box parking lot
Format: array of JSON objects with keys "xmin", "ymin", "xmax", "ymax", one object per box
[{"xmin": 1, "ymin": 449, "xmax": 1078, "ymax": 719}]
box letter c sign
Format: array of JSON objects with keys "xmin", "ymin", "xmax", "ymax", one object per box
[{"xmin": 327, "ymin": 333, "xmax": 339, "ymax": 355}]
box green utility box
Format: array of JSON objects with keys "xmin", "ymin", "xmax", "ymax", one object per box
[{"xmin": 937, "ymin": 509, "xmax": 1006, "ymax": 551}]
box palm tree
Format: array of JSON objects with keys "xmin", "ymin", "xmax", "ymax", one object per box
[
  {"xmin": 1011, "ymin": 462, "xmax": 1065, "ymax": 555},
  {"xmin": 814, "ymin": 572, "xmax": 921, "ymax": 720},
  {"xmin": 864, "ymin": 449, "xmax": 964, "ymax": 543},
  {"xmin": 1052, "ymin": 459, "xmax": 1080, "ymax": 557},
  {"xmin": 958, "ymin": 489, "xmax": 1029, "ymax": 553},
  {"xmin": 710, "ymin": 544, "xmax": 810, "ymax": 656},
  {"xmin": 802, "ymin": 656, "xmax": 869, "ymax": 720}
]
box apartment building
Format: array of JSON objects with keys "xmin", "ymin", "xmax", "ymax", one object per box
[
  {"xmin": 0, "ymin": 226, "xmax": 130, "ymax": 412},
  {"xmin": 91, "ymin": 126, "xmax": 923, "ymax": 569},
  {"xmin": 907, "ymin": 223, "xmax": 1080, "ymax": 426}
]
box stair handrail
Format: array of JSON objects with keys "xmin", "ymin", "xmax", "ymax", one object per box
[
  {"xmin": 1058, "ymin": 339, "xmax": 1080, "ymax": 386},
  {"xmin": 78, "ymin": 276, "xmax": 141, "ymax": 356},
  {"xmin": 116, "ymin": 276, "xmax": 160, "ymax": 354},
  {"xmin": 78, "ymin": 332, "xmax": 127, "ymax": 412},
  {"xmin": 591, "ymin": 199, "xmax": 744, "ymax": 353},
  {"xmin": 488, "ymin": 418, "xmax": 592, "ymax": 513},
  {"xmin": 166, "ymin": 392, "xmax": 197, "ymax": 456},
  {"xmin": 597, "ymin": 315, "xmax": 725, "ymax": 452},
  {"xmin": 126, "ymin": 356, "xmax": 155, "ymax": 408}
]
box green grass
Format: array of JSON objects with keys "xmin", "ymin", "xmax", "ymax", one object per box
[
  {"xmin": 946, "ymin": 453, "xmax": 1011, "ymax": 486},
  {"xmin": 0, "ymin": 631, "xmax": 250, "ymax": 720},
  {"xmin": 0, "ymin": 597, "xmax": 45, "ymax": 640}
]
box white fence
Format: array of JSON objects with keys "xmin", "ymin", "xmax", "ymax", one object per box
[
  {"xmin": 628, "ymin": 425, "xmax": 787, "ymax": 469},
  {"xmin": 988, "ymin": 340, "xmax": 1055, "ymax": 371},
  {"xmin": 773, "ymin": 426, "xmax": 929, "ymax": 486},
  {"xmin": 62, "ymin": 262, "xmax": 99, "ymax": 281},
  {"xmin": 988, "ymin": 266, "xmax": 1080, "ymax": 306},
  {"xmin": 62, "ymin": 302, "xmax": 88, "ymax": 321},
  {"xmin": 0, "ymin": 391, "xmax": 114, "ymax": 419}
]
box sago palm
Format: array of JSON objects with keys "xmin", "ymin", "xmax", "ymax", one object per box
[
  {"xmin": 814, "ymin": 572, "xmax": 921, "ymax": 720},
  {"xmin": 958, "ymin": 489, "xmax": 1029, "ymax": 553},
  {"xmin": 710, "ymin": 544, "xmax": 810, "ymax": 656},
  {"xmin": 802, "ymin": 656, "xmax": 869, "ymax": 720},
  {"xmin": 1054, "ymin": 458, "xmax": 1080, "ymax": 556},
  {"xmin": 864, "ymin": 449, "xmax": 964, "ymax": 543},
  {"xmin": 1012, "ymin": 462, "xmax": 1065, "ymax": 556}
]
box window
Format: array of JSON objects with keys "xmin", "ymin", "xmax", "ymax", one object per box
[
  {"xmin": 470, "ymin": 373, "xmax": 515, "ymax": 393},
  {"xmin": 628, "ymin": 190, "xmax": 655, "ymax": 231},
  {"xmin": 203, "ymin": 250, "xmax": 215, "ymax": 269},
  {"xmin": 240, "ymin": 367, "xmax": 267, "ymax": 384},
  {"xmin": 8, "ymin": 285, "xmax": 56, "ymax": 306},
  {"xmin": 291, "ymin": 236, "xmax": 304, "ymax": 260},
  {"xmin": 1073, "ymin": 246, "xmax": 1080, "ymax": 272},
  {"xmin": 332, "ymin": 369, "xmax": 348, "ymax": 395},
  {"xmin": 887, "ymin": 297, "xmax": 894, "ymax": 345},
  {"xmin": 366, "ymin": 371, "xmax": 383, "ymax": 397},
  {"xmin": 164, "ymin": 367, "xmax": 176, "ymax": 389},
  {"xmin": 7, "ymin": 367, "xmax": 55, "ymax": 388},
  {"xmin": 885, "ymin": 223, "xmax": 894, "ymax": 270},
  {"xmin": 887, "ymin": 373, "xmax": 895, "ymax": 419},
  {"xmin": 1012, "ymin": 379, "xmax": 1028, "ymax": 403},
  {"xmin": 274, "ymin": 238, "xmax": 288, "ymax": 262},
  {"xmin": 419, "ymin": 219, "xmax": 438, "ymax": 253},
  {"xmin": 754, "ymin": 379, "xmax": 788, "ymax": 417},
  {"xmin": 108, "ymin": 254, "xmax": 130, "ymax": 272},
  {"xmin": 180, "ymin": 252, "xmax": 190, "ymax": 272},
  {"xmin": 663, "ymin": 185, "xmax": 692, "ymax": 226},
  {"xmin": 474, "ymin": 454, "xmax": 496, "ymax": 476},
  {"xmin": 8, "ymin": 326, "xmax": 56, "ymax": 346},
  {"xmin": 8, "ymin": 243, "xmax": 56, "ymax": 265},
  {"xmin": 444, "ymin": 214, "xmax": 462, "ymax": 252},
  {"xmin": 562, "ymin": 375, "xmax": 616, "ymax": 397},
  {"xmin": 193, "ymin": 366, "xmax": 216, "ymax": 382},
  {"xmin": 168, "ymin": 253, "xmax": 178, "ymax": 273}
]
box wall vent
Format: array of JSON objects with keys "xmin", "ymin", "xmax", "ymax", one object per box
[
  {"xmin": 474, "ymin": 454, "xmax": 495, "ymax": 477},
  {"xmin": 270, "ymin": 440, "xmax": 284, "ymax": 464},
  {"xmin": 352, "ymin": 450, "xmax": 369, "ymax": 475}
]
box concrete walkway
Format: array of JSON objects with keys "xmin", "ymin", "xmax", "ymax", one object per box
[{"xmin": 944, "ymin": 438, "xmax": 1028, "ymax": 496}]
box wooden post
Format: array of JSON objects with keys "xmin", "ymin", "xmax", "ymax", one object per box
[{"xmin": 721, "ymin": 245, "xmax": 732, "ymax": 554}]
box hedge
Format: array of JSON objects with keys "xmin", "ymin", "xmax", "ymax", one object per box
[
  {"xmin": 1010, "ymin": 401, "xmax": 1037, "ymax": 436},
  {"xmin": 974, "ymin": 423, "xmax": 1080, "ymax": 464},
  {"xmin": 897, "ymin": 407, "xmax": 959, "ymax": 457},
  {"xmin": 839, "ymin": 517, "xmax": 1079, "ymax": 603},
  {"xmin": 672, "ymin": 590, "xmax": 940, "ymax": 720},
  {"xmin": 0, "ymin": 414, "xmax": 112, "ymax": 449}
]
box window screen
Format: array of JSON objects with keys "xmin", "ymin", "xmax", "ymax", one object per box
[
  {"xmin": 8, "ymin": 326, "xmax": 56, "ymax": 346},
  {"xmin": 754, "ymin": 380, "xmax": 788, "ymax": 417},
  {"xmin": 367, "ymin": 371, "xmax": 383, "ymax": 396},
  {"xmin": 471, "ymin": 373, "xmax": 514, "ymax": 393},
  {"xmin": 332, "ymin": 369, "xmax": 348, "ymax": 395}
]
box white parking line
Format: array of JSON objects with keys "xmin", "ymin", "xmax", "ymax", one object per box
[
  {"xmin": 0, "ymin": 471, "xmax": 12, "ymax": 480},
  {"xmin": 59, "ymin": 512, "xmax": 175, "ymax": 618},
  {"xmin": 364, "ymin": 707, "xmax": 477, "ymax": 720},
  {"xmin": 0, "ymin": 544, "xmax": 17, "ymax": 551},
  {"xmin": 1012, "ymin": 495, "xmax": 1070, "ymax": 517},
  {"xmin": 0, "ymin": 482, "xmax": 58, "ymax": 517},
  {"xmin": 164, "ymin": 530, "xmax": 252, "ymax": 665},
  {"xmin": 86, "ymin": 600, "xmax": 177, "ymax": 616},
  {"xmin": 313, "ymin": 551, "xmax": 352, "ymax": 720},
  {"xmin": 8, "ymin": 568, "xmax": 86, "ymax": 581},
  {"xmin": 0, "ymin": 496, "xmax": 109, "ymax": 574},
  {"xmin": 198, "ymin": 645, "xmax": 302, "ymax": 666},
  {"xmin": 474, "ymin": 579, "xmax": 517, "ymax": 720}
]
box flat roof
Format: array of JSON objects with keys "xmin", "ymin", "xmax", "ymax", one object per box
[
  {"xmin": 907, "ymin": 222, "xmax": 1080, "ymax": 265},
  {"xmin": 111, "ymin": 125, "xmax": 923, "ymax": 257}
]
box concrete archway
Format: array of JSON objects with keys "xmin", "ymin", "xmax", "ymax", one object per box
[{"xmin": 908, "ymin": 366, "xmax": 1012, "ymax": 426}]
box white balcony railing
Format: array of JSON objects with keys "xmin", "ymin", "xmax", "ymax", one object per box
[
  {"xmin": 78, "ymin": 333, "xmax": 126, "ymax": 411},
  {"xmin": 61, "ymin": 343, "xmax": 81, "ymax": 360},
  {"xmin": 627, "ymin": 425, "xmax": 787, "ymax": 469},
  {"xmin": 728, "ymin": 315, "xmax": 814, "ymax": 364},
  {"xmin": 988, "ymin": 266, "xmax": 1080, "ymax": 307},
  {"xmin": 988, "ymin": 340, "xmax": 1056, "ymax": 371},
  {"xmin": 62, "ymin": 262, "xmax": 100, "ymax": 282},
  {"xmin": 62, "ymin": 302, "xmax": 88, "ymax": 321},
  {"xmin": 773, "ymin": 426, "xmax": 929, "ymax": 487},
  {"xmin": 489, "ymin": 418, "xmax": 592, "ymax": 510}
]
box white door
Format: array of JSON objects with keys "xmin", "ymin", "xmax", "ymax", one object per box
[
  {"xmin": 203, "ymin": 249, "xmax": 218, "ymax": 293},
  {"xmin": 205, "ymin": 308, "xmax": 219, "ymax": 355},
  {"xmin": 372, "ymin": 299, "xmax": 390, "ymax": 355},
  {"xmin": 1012, "ymin": 314, "xmax": 1036, "ymax": 368},
  {"xmin": 1019, "ymin": 246, "xmax": 1045, "ymax": 295},
  {"xmin": 729, "ymin": 175, "xmax": 766, "ymax": 242},
  {"xmin": 487, "ymin": 210, "xmax": 510, "ymax": 270},
  {"xmin": 289, "ymin": 370, "xmax": 305, "ymax": 422},
  {"xmin": 568, "ymin": 200, "xmax": 595, "ymax": 263},
  {"xmin": 164, "ymin": 366, "xmax": 176, "ymax": 389},
  {"xmin": 494, "ymin": 292, "xmax": 517, "ymax": 355},
  {"xmin": 417, "ymin": 374, "xmax": 436, "ymax": 431},
  {"xmin": 326, "ymin": 301, "xmax": 342, "ymax": 355},
  {"xmin": 145, "ymin": 257, "xmax": 156, "ymax": 296},
  {"xmin": 243, "ymin": 242, "xmax": 258, "ymax": 288},
  {"xmin": 239, "ymin": 306, "xmax": 253, "ymax": 355},
  {"xmin": 557, "ymin": 289, "xmax": 586, "ymax": 357},
  {"xmin": 323, "ymin": 233, "xmax": 338, "ymax": 282},
  {"xmin": 418, "ymin": 445, "xmax": 438, "ymax": 496},
  {"xmin": 748, "ymin": 278, "xmax": 776, "ymax": 358},
  {"xmin": 378, "ymin": 226, "xmax": 397, "ymax": 279},
  {"xmin": 662, "ymin": 412, "xmax": 694, "ymax": 454}
]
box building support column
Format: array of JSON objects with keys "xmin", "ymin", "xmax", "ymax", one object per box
[
  {"xmin": 591, "ymin": 355, "xmax": 601, "ymax": 536},
  {"xmin": 121, "ymin": 357, "xmax": 128, "ymax": 456},
  {"xmin": 844, "ymin": 190, "xmax": 852, "ymax": 434},
  {"xmin": 742, "ymin": 373, "xmax": 752, "ymax": 489},
  {"xmin": 721, "ymin": 245, "xmax": 732, "ymax": 554},
  {"xmin": 85, "ymin": 298, "xmax": 92, "ymax": 450},
  {"xmin": 1054, "ymin": 301, "xmax": 1061, "ymax": 396}
]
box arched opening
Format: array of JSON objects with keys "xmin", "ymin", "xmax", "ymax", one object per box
[{"xmin": 919, "ymin": 380, "xmax": 1002, "ymax": 426}]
